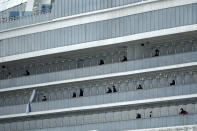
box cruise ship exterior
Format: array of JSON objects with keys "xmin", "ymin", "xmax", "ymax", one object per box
[{"xmin": 0, "ymin": 0, "xmax": 197, "ymax": 131}]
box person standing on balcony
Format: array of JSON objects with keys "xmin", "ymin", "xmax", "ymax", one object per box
[
  {"xmin": 7, "ymin": 72, "xmax": 12, "ymax": 79},
  {"xmin": 99, "ymin": 59, "xmax": 104, "ymax": 65},
  {"xmin": 24, "ymin": 70, "xmax": 30, "ymax": 76},
  {"xmin": 79, "ymin": 89, "xmax": 84, "ymax": 97},
  {"xmin": 1, "ymin": 65, "xmax": 6, "ymax": 69},
  {"xmin": 154, "ymin": 49, "xmax": 160, "ymax": 56},
  {"xmin": 179, "ymin": 108, "xmax": 188, "ymax": 115},
  {"xmin": 106, "ymin": 87, "xmax": 112, "ymax": 93},
  {"xmin": 121, "ymin": 56, "xmax": 127, "ymax": 62},
  {"xmin": 149, "ymin": 111, "xmax": 152, "ymax": 118},
  {"xmin": 72, "ymin": 92, "xmax": 77, "ymax": 98},
  {"xmin": 1, "ymin": 65, "xmax": 11, "ymax": 79},
  {"xmin": 112, "ymin": 85, "xmax": 117, "ymax": 92},
  {"xmin": 42, "ymin": 96, "xmax": 47, "ymax": 101},
  {"xmin": 137, "ymin": 84, "xmax": 143, "ymax": 90},
  {"xmin": 170, "ymin": 80, "xmax": 176, "ymax": 86},
  {"xmin": 136, "ymin": 113, "xmax": 141, "ymax": 119}
]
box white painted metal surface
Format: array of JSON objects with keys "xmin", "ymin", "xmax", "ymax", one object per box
[
  {"xmin": 0, "ymin": 0, "xmax": 196, "ymax": 40},
  {"xmin": 0, "ymin": 24, "xmax": 196, "ymax": 63},
  {"xmin": 0, "ymin": 0, "xmax": 196, "ymax": 130}
]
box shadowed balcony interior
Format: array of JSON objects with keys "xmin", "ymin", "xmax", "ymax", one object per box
[
  {"xmin": 0, "ymin": 66, "xmax": 196, "ymax": 116},
  {"xmin": 0, "ymin": 38, "xmax": 196, "ymax": 80}
]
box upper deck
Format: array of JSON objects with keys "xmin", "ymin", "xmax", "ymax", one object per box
[
  {"xmin": 0, "ymin": 0, "xmax": 145, "ymax": 31},
  {"xmin": 0, "ymin": 0, "xmax": 196, "ymax": 62}
]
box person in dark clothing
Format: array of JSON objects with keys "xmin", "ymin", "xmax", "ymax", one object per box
[
  {"xmin": 106, "ymin": 87, "xmax": 112, "ymax": 93},
  {"xmin": 112, "ymin": 85, "xmax": 117, "ymax": 92},
  {"xmin": 121, "ymin": 56, "xmax": 128, "ymax": 62},
  {"xmin": 42, "ymin": 96, "xmax": 47, "ymax": 101},
  {"xmin": 7, "ymin": 72, "xmax": 12, "ymax": 79},
  {"xmin": 79, "ymin": 89, "xmax": 84, "ymax": 97},
  {"xmin": 72, "ymin": 92, "xmax": 77, "ymax": 98},
  {"xmin": 99, "ymin": 59, "xmax": 104, "ymax": 65},
  {"xmin": 179, "ymin": 108, "xmax": 188, "ymax": 115},
  {"xmin": 137, "ymin": 84, "xmax": 143, "ymax": 90},
  {"xmin": 136, "ymin": 113, "xmax": 141, "ymax": 119},
  {"xmin": 154, "ymin": 49, "xmax": 160, "ymax": 56},
  {"xmin": 25, "ymin": 70, "xmax": 30, "ymax": 76},
  {"xmin": 149, "ymin": 111, "xmax": 152, "ymax": 118},
  {"xmin": 170, "ymin": 80, "xmax": 176, "ymax": 86}
]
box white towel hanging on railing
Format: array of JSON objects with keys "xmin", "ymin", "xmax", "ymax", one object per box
[{"xmin": 26, "ymin": 89, "xmax": 36, "ymax": 113}]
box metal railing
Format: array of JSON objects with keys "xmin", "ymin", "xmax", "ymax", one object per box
[
  {"xmin": 1, "ymin": 113, "xmax": 197, "ymax": 131},
  {"xmin": 0, "ymin": 84, "xmax": 196, "ymax": 116},
  {"xmin": 0, "ymin": 10, "xmax": 51, "ymax": 24},
  {"xmin": 0, "ymin": 51, "xmax": 196, "ymax": 90}
]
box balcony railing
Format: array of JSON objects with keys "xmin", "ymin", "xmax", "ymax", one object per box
[
  {"xmin": 1, "ymin": 114, "xmax": 197, "ymax": 131},
  {"xmin": 0, "ymin": 83, "xmax": 196, "ymax": 116},
  {"xmin": 0, "ymin": 0, "xmax": 145, "ymax": 31},
  {"xmin": 0, "ymin": 10, "xmax": 51, "ymax": 23},
  {"xmin": 0, "ymin": 51, "xmax": 197, "ymax": 90},
  {"xmin": 0, "ymin": 2, "xmax": 196, "ymax": 59}
]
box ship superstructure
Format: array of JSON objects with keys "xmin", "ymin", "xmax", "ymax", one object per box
[{"xmin": 0, "ymin": 0, "xmax": 197, "ymax": 131}]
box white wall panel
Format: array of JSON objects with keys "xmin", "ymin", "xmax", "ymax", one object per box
[{"xmin": 1, "ymin": 3, "xmax": 194, "ymax": 58}]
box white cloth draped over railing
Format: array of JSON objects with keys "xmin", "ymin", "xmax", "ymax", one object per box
[{"xmin": 26, "ymin": 89, "xmax": 36, "ymax": 113}]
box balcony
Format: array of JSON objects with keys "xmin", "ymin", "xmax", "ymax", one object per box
[
  {"xmin": 0, "ymin": 83, "xmax": 196, "ymax": 116},
  {"xmin": 0, "ymin": 0, "xmax": 146, "ymax": 31},
  {"xmin": 0, "ymin": 51, "xmax": 197, "ymax": 90},
  {"xmin": 0, "ymin": 1, "xmax": 196, "ymax": 58},
  {"xmin": 125, "ymin": 125, "xmax": 197, "ymax": 131},
  {"xmin": 1, "ymin": 66, "xmax": 195, "ymax": 105},
  {"xmin": 23, "ymin": 114, "xmax": 197, "ymax": 131},
  {"xmin": 1, "ymin": 112, "xmax": 197, "ymax": 131}
]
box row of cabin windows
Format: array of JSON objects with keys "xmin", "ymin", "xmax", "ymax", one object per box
[
  {"xmin": 0, "ymin": 70, "xmax": 196, "ymax": 106},
  {"xmin": 0, "ymin": 39, "xmax": 196, "ymax": 81},
  {"xmin": 0, "ymin": 103, "xmax": 196, "ymax": 131}
]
